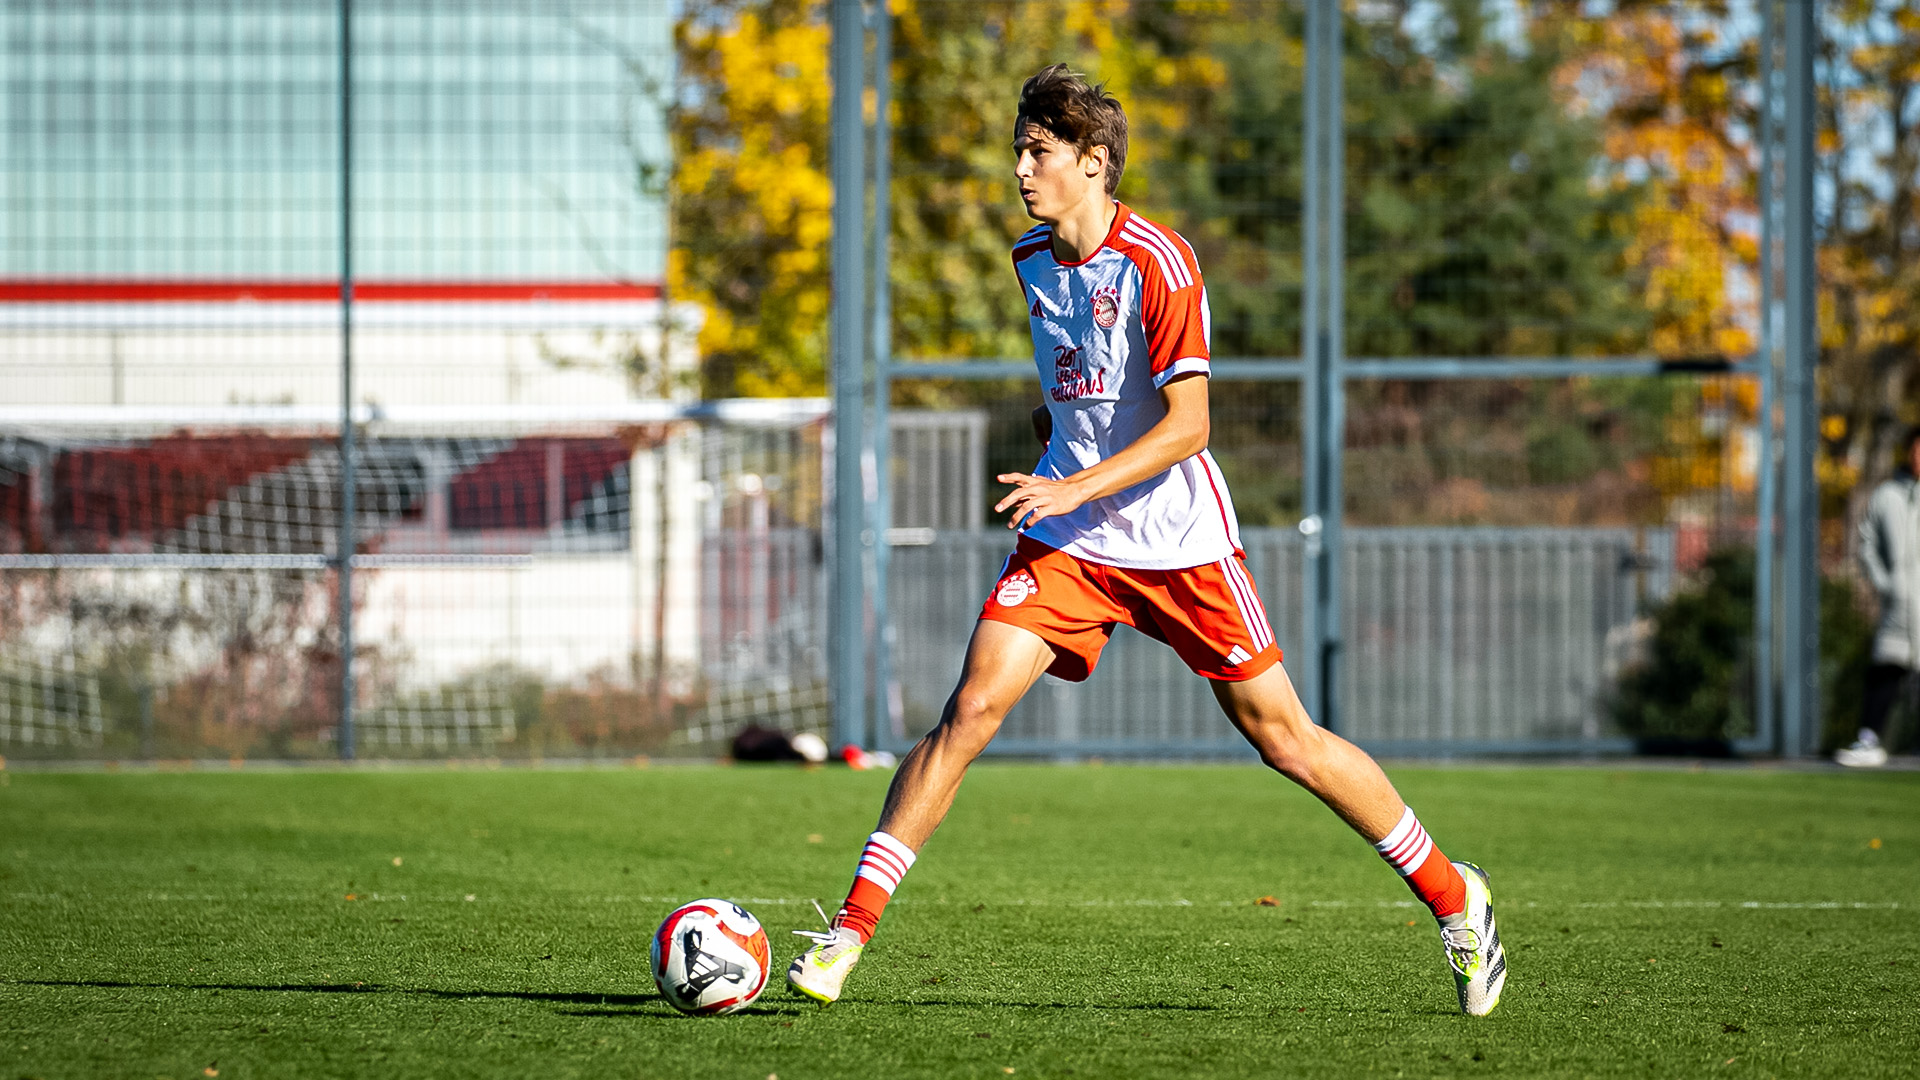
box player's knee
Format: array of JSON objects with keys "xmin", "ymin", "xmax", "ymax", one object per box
[
  {"xmin": 1245, "ymin": 714, "xmax": 1322, "ymax": 781},
  {"xmin": 938, "ymin": 689, "xmax": 1006, "ymax": 751}
]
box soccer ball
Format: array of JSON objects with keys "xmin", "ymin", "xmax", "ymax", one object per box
[{"xmin": 650, "ymin": 899, "xmax": 771, "ymax": 1015}]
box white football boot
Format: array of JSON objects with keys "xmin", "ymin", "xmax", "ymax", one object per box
[
  {"xmin": 787, "ymin": 902, "xmax": 865, "ymax": 1005},
  {"xmin": 1439, "ymin": 861, "xmax": 1506, "ymax": 1016},
  {"xmin": 1835, "ymin": 731, "xmax": 1888, "ymax": 768}
]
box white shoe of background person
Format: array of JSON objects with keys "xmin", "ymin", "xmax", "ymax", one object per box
[{"xmin": 1835, "ymin": 730, "xmax": 1889, "ymax": 768}]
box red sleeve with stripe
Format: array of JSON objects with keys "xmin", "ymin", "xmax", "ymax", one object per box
[{"xmin": 1131, "ymin": 237, "xmax": 1209, "ymax": 384}]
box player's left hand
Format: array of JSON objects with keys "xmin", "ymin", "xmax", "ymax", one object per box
[{"xmin": 995, "ymin": 472, "xmax": 1087, "ymax": 531}]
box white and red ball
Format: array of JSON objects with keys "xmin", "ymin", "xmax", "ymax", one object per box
[{"xmin": 650, "ymin": 899, "xmax": 771, "ymax": 1015}]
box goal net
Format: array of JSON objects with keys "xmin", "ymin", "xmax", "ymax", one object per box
[{"xmin": 0, "ymin": 401, "xmax": 831, "ymax": 758}]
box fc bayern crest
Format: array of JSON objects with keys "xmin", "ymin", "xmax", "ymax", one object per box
[
  {"xmin": 995, "ymin": 570, "xmax": 1038, "ymax": 607},
  {"xmin": 1091, "ymin": 289, "xmax": 1120, "ymax": 329}
]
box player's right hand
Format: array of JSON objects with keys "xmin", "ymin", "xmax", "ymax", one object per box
[
  {"xmin": 1031, "ymin": 405, "xmax": 1052, "ymax": 445},
  {"xmin": 996, "ymin": 471, "xmax": 1088, "ymax": 531}
]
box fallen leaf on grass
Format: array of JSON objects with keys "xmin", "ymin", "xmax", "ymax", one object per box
[{"xmin": 1254, "ymin": 896, "xmax": 1279, "ymax": 907}]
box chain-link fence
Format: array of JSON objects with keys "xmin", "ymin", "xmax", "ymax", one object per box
[{"xmin": 2, "ymin": 0, "xmax": 1893, "ymax": 760}]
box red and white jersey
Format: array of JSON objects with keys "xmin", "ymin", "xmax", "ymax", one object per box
[{"xmin": 1011, "ymin": 203, "xmax": 1242, "ymax": 570}]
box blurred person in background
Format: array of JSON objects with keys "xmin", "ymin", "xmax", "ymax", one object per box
[{"xmin": 1840, "ymin": 425, "xmax": 1920, "ymax": 767}]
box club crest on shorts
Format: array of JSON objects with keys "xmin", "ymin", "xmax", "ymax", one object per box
[
  {"xmin": 995, "ymin": 569, "xmax": 1039, "ymax": 607},
  {"xmin": 1091, "ymin": 286, "xmax": 1120, "ymax": 329}
]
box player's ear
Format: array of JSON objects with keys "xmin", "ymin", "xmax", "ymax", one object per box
[{"xmin": 1083, "ymin": 144, "xmax": 1108, "ymax": 183}]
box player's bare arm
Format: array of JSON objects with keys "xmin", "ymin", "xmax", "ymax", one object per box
[{"xmin": 996, "ymin": 374, "xmax": 1209, "ymax": 530}]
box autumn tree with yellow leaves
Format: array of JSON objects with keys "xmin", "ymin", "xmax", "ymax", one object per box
[
  {"xmin": 1817, "ymin": 0, "xmax": 1920, "ymax": 520},
  {"xmin": 673, "ymin": 0, "xmax": 834, "ymax": 397},
  {"xmin": 666, "ymin": 0, "xmax": 1918, "ymax": 537}
]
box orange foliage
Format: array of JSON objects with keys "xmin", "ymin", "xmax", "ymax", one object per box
[{"xmin": 1550, "ymin": 5, "xmax": 1757, "ymax": 361}]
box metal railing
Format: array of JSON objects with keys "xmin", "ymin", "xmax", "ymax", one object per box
[{"xmin": 883, "ymin": 527, "xmax": 1674, "ymax": 758}]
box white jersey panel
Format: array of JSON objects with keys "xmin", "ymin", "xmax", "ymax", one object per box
[{"xmin": 1010, "ymin": 207, "xmax": 1241, "ymax": 570}]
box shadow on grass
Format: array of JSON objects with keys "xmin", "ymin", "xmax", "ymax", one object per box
[
  {"xmin": 12, "ymin": 979, "xmax": 803, "ymax": 1017},
  {"xmin": 15, "ymin": 980, "xmax": 1218, "ymax": 1016},
  {"xmin": 875, "ymin": 998, "xmax": 1219, "ymax": 1012}
]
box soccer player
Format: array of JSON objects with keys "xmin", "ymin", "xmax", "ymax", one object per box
[{"xmin": 789, "ymin": 64, "xmax": 1506, "ymax": 1016}]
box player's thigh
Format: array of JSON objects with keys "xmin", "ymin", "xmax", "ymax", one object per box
[
  {"xmin": 1209, "ymin": 660, "xmax": 1314, "ymax": 748},
  {"xmin": 947, "ymin": 618, "xmax": 1057, "ymax": 724}
]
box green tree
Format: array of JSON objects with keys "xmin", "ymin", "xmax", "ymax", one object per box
[
  {"xmin": 1612, "ymin": 546, "xmax": 1878, "ymax": 745},
  {"xmin": 1341, "ymin": 0, "xmax": 1647, "ymax": 359}
]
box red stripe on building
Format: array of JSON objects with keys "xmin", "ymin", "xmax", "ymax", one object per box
[{"xmin": 0, "ymin": 280, "xmax": 663, "ymax": 303}]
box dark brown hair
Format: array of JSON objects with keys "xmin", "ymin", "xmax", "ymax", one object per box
[{"xmin": 1016, "ymin": 64, "xmax": 1128, "ymax": 197}]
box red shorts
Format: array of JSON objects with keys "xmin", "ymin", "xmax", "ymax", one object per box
[{"xmin": 979, "ymin": 535, "xmax": 1282, "ymax": 683}]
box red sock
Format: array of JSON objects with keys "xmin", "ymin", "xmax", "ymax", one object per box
[
  {"xmin": 1374, "ymin": 807, "xmax": 1467, "ymax": 919},
  {"xmin": 834, "ymin": 831, "xmax": 917, "ymax": 943}
]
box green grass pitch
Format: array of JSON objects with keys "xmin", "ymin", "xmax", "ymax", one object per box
[{"xmin": 1, "ymin": 764, "xmax": 1916, "ymax": 1079}]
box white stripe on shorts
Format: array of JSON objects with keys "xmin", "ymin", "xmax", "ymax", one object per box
[{"xmin": 1219, "ymin": 558, "xmax": 1273, "ymax": 651}]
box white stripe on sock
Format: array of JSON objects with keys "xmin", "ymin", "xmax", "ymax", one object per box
[
  {"xmin": 852, "ymin": 830, "xmax": 918, "ymax": 895},
  {"xmin": 1374, "ymin": 807, "xmax": 1435, "ymax": 878}
]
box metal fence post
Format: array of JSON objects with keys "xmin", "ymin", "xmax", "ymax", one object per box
[
  {"xmin": 869, "ymin": 0, "xmax": 903, "ymax": 749},
  {"xmin": 1780, "ymin": 0, "xmax": 1819, "ymax": 757},
  {"xmin": 336, "ymin": 0, "xmax": 357, "ymax": 762},
  {"xmin": 830, "ymin": 0, "xmax": 869, "ymax": 752},
  {"xmin": 1749, "ymin": 0, "xmax": 1782, "ymax": 754},
  {"xmin": 1301, "ymin": 0, "xmax": 1345, "ymax": 731}
]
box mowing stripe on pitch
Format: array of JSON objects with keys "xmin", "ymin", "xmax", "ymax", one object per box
[{"xmin": 3, "ymin": 892, "xmax": 1905, "ymax": 911}]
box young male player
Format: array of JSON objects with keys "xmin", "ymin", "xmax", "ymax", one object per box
[{"xmin": 789, "ymin": 64, "xmax": 1506, "ymax": 1016}]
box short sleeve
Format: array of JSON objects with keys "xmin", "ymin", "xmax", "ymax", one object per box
[{"xmin": 1140, "ymin": 274, "xmax": 1211, "ymax": 388}]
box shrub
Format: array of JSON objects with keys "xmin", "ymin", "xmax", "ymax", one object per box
[{"xmin": 1612, "ymin": 546, "xmax": 1874, "ymax": 748}]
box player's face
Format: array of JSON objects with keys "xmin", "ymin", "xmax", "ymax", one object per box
[{"xmin": 1013, "ymin": 123, "xmax": 1107, "ymax": 223}]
